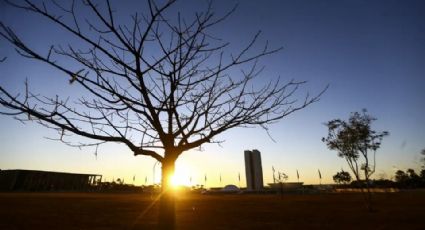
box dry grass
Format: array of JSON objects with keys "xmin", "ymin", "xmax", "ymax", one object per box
[{"xmin": 0, "ymin": 190, "xmax": 424, "ymax": 229}]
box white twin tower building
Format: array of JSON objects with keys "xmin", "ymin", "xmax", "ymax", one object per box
[{"xmin": 244, "ymin": 149, "xmax": 264, "ymax": 191}]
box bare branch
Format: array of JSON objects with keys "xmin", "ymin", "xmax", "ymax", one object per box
[{"xmin": 0, "ymin": 0, "xmax": 325, "ymax": 165}]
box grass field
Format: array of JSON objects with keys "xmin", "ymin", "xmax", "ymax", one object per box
[{"xmin": 0, "ymin": 191, "xmax": 424, "ymax": 229}]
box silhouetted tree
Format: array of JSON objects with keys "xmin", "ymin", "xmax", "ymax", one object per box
[
  {"xmin": 274, "ymin": 171, "xmax": 289, "ymax": 196},
  {"xmin": 333, "ymin": 170, "xmax": 352, "ymax": 184},
  {"xmin": 406, "ymin": 169, "xmax": 418, "ymax": 179},
  {"xmin": 420, "ymin": 169, "xmax": 425, "ymax": 186},
  {"xmin": 395, "ymin": 170, "xmax": 408, "ymax": 184},
  {"xmin": 407, "ymin": 168, "xmax": 421, "ymax": 187},
  {"xmin": 0, "ymin": 0, "xmax": 325, "ymax": 228},
  {"xmin": 371, "ymin": 178, "xmax": 395, "ymax": 188},
  {"xmin": 322, "ymin": 109, "xmax": 388, "ymax": 211},
  {"xmin": 421, "ymin": 149, "xmax": 425, "ymax": 169},
  {"xmin": 277, "ymin": 171, "xmax": 289, "ymax": 182},
  {"xmin": 395, "ymin": 169, "xmax": 422, "ymax": 188},
  {"xmin": 421, "ymin": 169, "xmax": 425, "ymax": 179}
]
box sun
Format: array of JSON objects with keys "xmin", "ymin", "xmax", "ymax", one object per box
[
  {"xmin": 169, "ymin": 169, "xmax": 191, "ymax": 188},
  {"xmin": 170, "ymin": 174, "xmax": 180, "ymax": 188},
  {"xmin": 169, "ymin": 174, "xmax": 187, "ymax": 188}
]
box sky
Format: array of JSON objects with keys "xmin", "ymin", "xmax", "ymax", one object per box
[{"xmin": 1, "ymin": 0, "xmax": 424, "ymax": 187}]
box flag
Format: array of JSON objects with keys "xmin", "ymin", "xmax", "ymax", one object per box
[
  {"xmin": 296, "ymin": 170, "xmax": 299, "ymax": 180},
  {"xmin": 145, "ymin": 176, "xmax": 147, "ymax": 184},
  {"xmin": 219, "ymin": 174, "xmax": 222, "ymax": 183},
  {"xmin": 318, "ymin": 169, "xmax": 322, "ymax": 179},
  {"xmin": 204, "ymin": 174, "xmax": 207, "ymax": 182},
  {"xmin": 238, "ymin": 172, "xmax": 241, "ymax": 182},
  {"xmin": 190, "ymin": 176, "xmax": 192, "ymax": 184},
  {"xmin": 133, "ymin": 175, "xmax": 136, "ymax": 182}
]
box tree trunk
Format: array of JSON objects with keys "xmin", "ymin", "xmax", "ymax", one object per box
[
  {"xmin": 364, "ymin": 176, "xmax": 373, "ymax": 212},
  {"xmin": 158, "ymin": 156, "xmax": 176, "ymax": 229}
]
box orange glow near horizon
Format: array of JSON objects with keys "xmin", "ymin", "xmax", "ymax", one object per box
[{"xmin": 170, "ymin": 168, "xmax": 192, "ymax": 188}]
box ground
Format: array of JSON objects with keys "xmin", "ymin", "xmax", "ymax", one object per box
[{"xmin": 0, "ymin": 190, "xmax": 424, "ymax": 229}]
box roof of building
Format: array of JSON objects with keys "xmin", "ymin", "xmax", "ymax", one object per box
[{"xmin": 0, "ymin": 169, "xmax": 101, "ymax": 176}]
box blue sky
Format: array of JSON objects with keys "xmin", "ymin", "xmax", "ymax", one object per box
[{"xmin": 1, "ymin": 0, "xmax": 424, "ymax": 186}]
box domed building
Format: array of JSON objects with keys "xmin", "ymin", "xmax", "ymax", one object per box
[{"xmin": 221, "ymin": 184, "xmax": 240, "ymax": 193}]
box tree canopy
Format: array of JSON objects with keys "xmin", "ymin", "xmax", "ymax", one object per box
[
  {"xmin": 333, "ymin": 170, "xmax": 351, "ymax": 184},
  {"xmin": 322, "ymin": 110, "xmax": 388, "ymax": 182},
  {"xmin": 0, "ymin": 0, "xmax": 325, "ymax": 164}
]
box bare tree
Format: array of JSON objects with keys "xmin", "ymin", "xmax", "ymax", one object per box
[
  {"xmin": 322, "ymin": 109, "xmax": 388, "ymax": 211},
  {"xmin": 0, "ymin": 0, "xmax": 325, "ymax": 228}
]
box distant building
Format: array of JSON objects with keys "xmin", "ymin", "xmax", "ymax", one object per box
[
  {"xmin": 268, "ymin": 182, "xmax": 304, "ymax": 192},
  {"xmin": 0, "ymin": 169, "xmax": 101, "ymax": 191},
  {"xmin": 221, "ymin": 184, "xmax": 240, "ymax": 193},
  {"xmin": 244, "ymin": 149, "xmax": 264, "ymax": 191}
]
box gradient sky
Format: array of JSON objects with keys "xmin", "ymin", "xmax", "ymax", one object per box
[{"xmin": 1, "ymin": 0, "xmax": 424, "ymax": 187}]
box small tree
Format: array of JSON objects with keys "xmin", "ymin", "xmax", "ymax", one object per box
[
  {"xmin": 395, "ymin": 169, "xmax": 422, "ymax": 188},
  {"xmin": 406, "ymin": 169, "xmax": 418, "ymax": 178},
  {"xmin": 421, "ymin": 149, "xmax": 425, "ymax": 169},
  {"xmin": 333, "ymin": 170, "xmax": 352, "ymax": 185},
  {"xmin": 421, "ymin": 169, "xmax": 425, "ymax": 179},
  {"xmin": 277, "ymin": 171, "xmax": 289, "ymax": 183},
  {"xmin": 407, "ymin": 169, "xmax": 421, "ymax": 187},
  {"xmin": 322, "ymin": 109, "xmax": 388, "ymax": 210},
  {"xmin": 394, "ymin": 170, "xmax": 408, "ymax": 184},
  {"xmin": 274, "ymin": 171, "xmax": 288, "ymax": 196},
  {"xmin": 420, "ymin": 169, "xmax": 425, "ymax": 186}
]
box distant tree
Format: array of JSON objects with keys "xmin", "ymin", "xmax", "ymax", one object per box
[
  {"xmin": 333, "ymin": 170, "xmax": 352, "ymax": 184},
  {"xmin": 322, "ymin": 109, "xmax": 388, "ymax": 211},
  {"xmin": 421, "ymin": 169, "xmax": 425, "ymax": 179},
  {"xmin": 417, "ymin": 149, "xmax": 425, "ymax": 187},
  {"xmin": 406, "ymin": 169, "xmax": 419, "ymax": 179},
  {"xmin": 420, "ymin": 169, "xmax": 425, "ymax": 186},
  {"xmin": 408, "ymin": 169, "xmax": 421, "ymax": 187},
  {"xmin": 394, "ymin": 169, "xmax": 423, "ymax": 188},
  {"xmin": 275, "ymin": 171, "xmax": 289, "ymax": 196},
  {"xmin": 394, "ymin": 170, "xmax": 408, "ymax": 184},
  {"xmin": 0, "ymin": 0, "xmax": 325, "ymax": 228},
  {"xmin": 276, "ymin": 172, "xmax": 289, "ymax": 183},
  {"xmin": 371, "ymin": 178, "xmax": 395, "ymax": 188}
]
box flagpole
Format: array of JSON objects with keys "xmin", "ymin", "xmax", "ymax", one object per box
[
  {"xmin": 153, "ymin": 161, "xmax": 159, "ymax": 186},
  {"xmin": 238, "ymin": 172, "xmax": 241, "ymax": 188},
  {"xmin": 318, "ymin": 169, "xmax": 322, "ymax": 185},
  {"xmin": 296, "ymin": 170, "xmax": 299, "ymax": 183}
]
